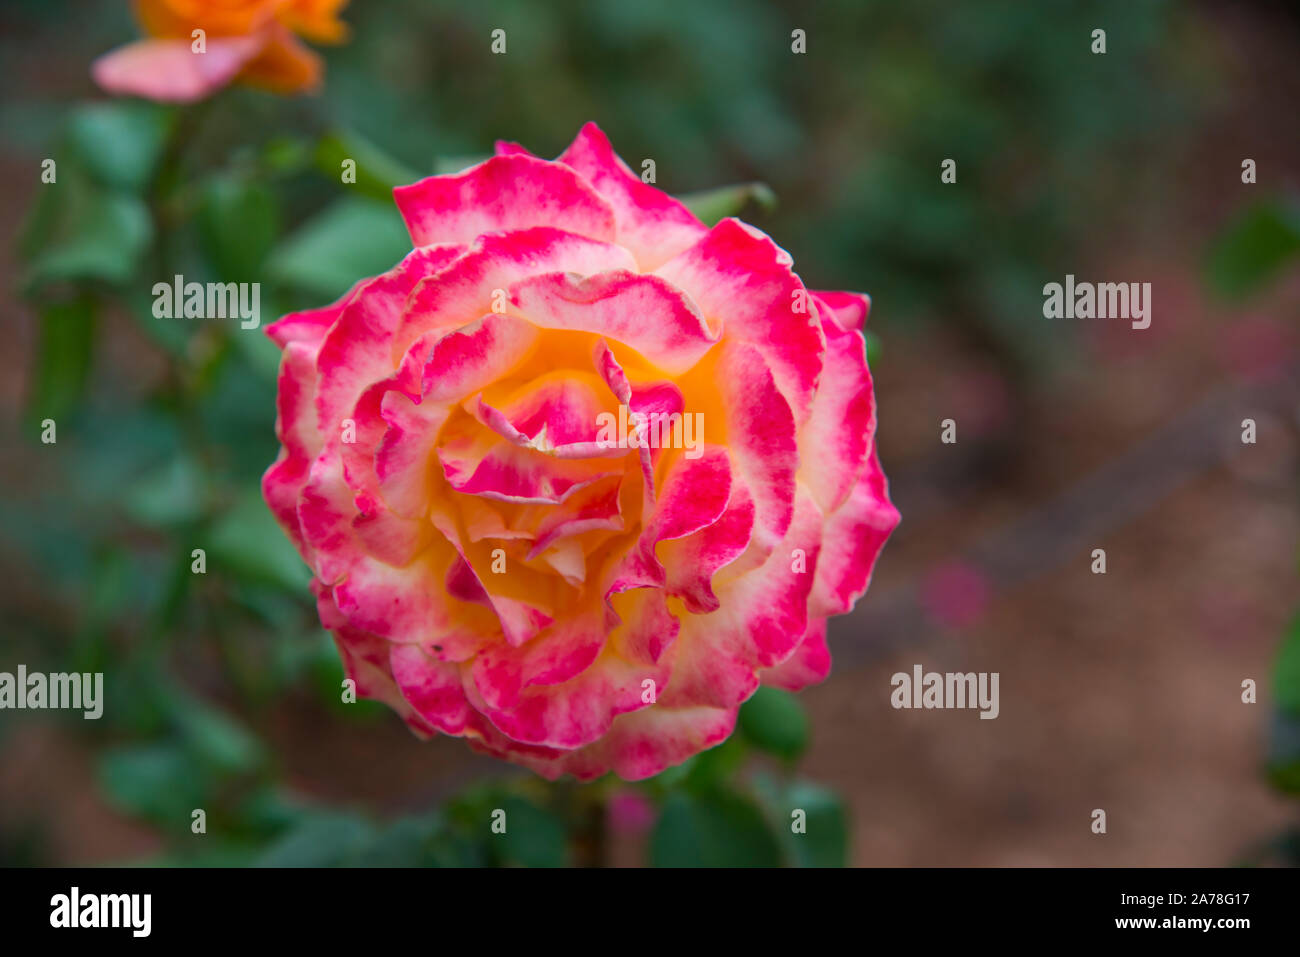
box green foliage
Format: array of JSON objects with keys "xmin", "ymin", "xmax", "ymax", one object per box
[
  {"xmin": 208, "ymin": 491, "xmax": 313, "ymax": 593},
  {"xmin": 268, "ymin": 197, "xmax": 412, "ymax": 300},
  {"xmin": 754, "ymin": 776, "xmax": 849, "ymax": 868},
  {"xmin": 26, "ymin": 297, "xmax": 95, "ymax": 431},
  {"xmin": 199, "ymin": 175, "xmax": 280, "ymax": 282},
  {"xmin": 65, "ymin": 102, "xmax": 172, "ymax": 193},
  {"xmin": 100, "ymin": 744, "xmax": 210, "ymax": 827},
  {"xmin": 19, "ymin": 169, "xmax": 151, "ymax": 291},
  {"xmin": 1266, "ymin": 712, "xmax": 1300, "ymax": 796},
  {"xmin": 678, "ymin": 181, "xmax": 776, "ymax": 227},
  {"xmin": 489, "ymin": 795, "xmax": 570, "ymax": 868},
  {"xmin": 864, "ymin": 330, "xmax": 882, "ymax": 368},
  {"xmin": 644, "ymin": 728, "xmax": 848, "ymax": 867},
  {"xmin": 123, "ymin": 456, "xmax": 209, "ymax": 528},
  {"xmin": 1275, "ymin": 613, "xmax": 1300, "ymax": 717},
  {"xmin": 1268, "ymin": 615, "xmax": 1300, "ymax": 795},
  {"xmin": 1206, "ymin": 199, "xmax": 1300, "ymax": 301},
  {"xmin": 314, "ymin": 129, "xmax": 420, "ymax": 202},
  {"xmin": 256, "ymin": 813, "xmax": 378, "ymax": 867},
  {"xmin": 650, "ymin": 790, "xmax": 784, "ymax": 867},
  {"xmin": 739, "ymin": 686, "xmax": 809, "ymax": 761}
]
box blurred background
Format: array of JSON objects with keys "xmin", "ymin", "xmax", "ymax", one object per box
[{"xmin": 1, "ymin": 0, "xmax": 1298, "ymax": 866}]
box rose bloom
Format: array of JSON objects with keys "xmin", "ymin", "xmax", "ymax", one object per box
[
  {"xmin": 93, "ymin": 0, "xmax": 348, "ymax": 102},
  {"xmin": 264, "ymin": 124, "xmax": 899, "ymax": 780}
]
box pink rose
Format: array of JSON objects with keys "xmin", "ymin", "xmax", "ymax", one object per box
[{"xmin": 263, "ymin": 123, "xmax": 899, "ymax": 780}]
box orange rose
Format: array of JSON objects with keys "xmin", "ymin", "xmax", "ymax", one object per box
[{"xmin": 93, "ymin": 0, "xmax": 349, "ymax": 102}]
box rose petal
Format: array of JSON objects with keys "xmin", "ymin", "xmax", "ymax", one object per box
[
  {"xmin": 759, "ymin": 617, "xmax": 831, "ymax": 692},
  {"xmin": 798, "ymin": 317, "xmax": 877, "ymax": 513},
  {"xmin": 510, "ymin": 269, "xmax": 719, "ymax": 375},
  {"xmin": 92, "ymin": 35, "xmax": 263, "ymax": 103},
  {"xmin": 657, "ymin": 217, "xmax": 824, "ymax": 422},
  {"xmin": 809, "ymin": 447, "xmax": 900, "ymax": 618},
  {"xmin": 394, "ymin": 154, "xmax": 617, "ymax": 248},
  {"xmin": 813, "ymin": 290, "xmax": 872, "ymax": 333},
  {"xmin": 556, "ymin": 122, "xmax": 708, "ymax": 271}
]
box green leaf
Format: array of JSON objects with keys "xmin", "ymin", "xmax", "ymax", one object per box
[
  {"xmin": 864, "ymin": 329, "xmax": 882, "ymax": 368},
  {"xmin": 65, "ymin": 102, "xmax": 172, "ymax": 192},
  {"xmin": 20, "ymin": 171, "xmax": 151, "ymax": 291},
  {"xmin": 751, "ymin": 773, "xmax": 849, "ymax": 866},
  {"xmin": 199, "ymin": 175, "xmax": 280, "ymax": 282},
  {"xmin": 268, "ymin": 197, "xmax": 412, "ymax": 300},
  {"xmin": 26, "ymin": 296, "xmax": 95, "ymax": 428},
  {"xmin": 207, "ymin": 491, "xmax": 312, "ymax": 593},
  {"xmin": 1266, "ymin": 709, "xmax": 1300, "ymax": 795},
  {"xmin": 262, "ymin": 137, "xmax": 312, "ymax": 176},
  {"xmin": 123, "ymin": 456, "xmax": 208, "ymax": 527},
  {"xmin": 650, "ymin": 790, "xmax": 783, "ymax": 867},
  {"xmin": 229, "ymin": 789, "xmax": 316, "ymax": 841},
  {"xmin": 353, "ymin": 815, "xmax": 441, "ymax": 867},
  {"xmin": 781, "ymin": 782, "xmax": 849, "ymax": 867},
  {"xmin": 1206, "ymin": 200, "xmax": 1300, "ymax": 300},
  {"xmin": 1274, "ymin": 612, "xmax": 1300, "ymax": 716},
  {"xmin": 255, "ymin": 813, "xmax": 376, "ymax": 867},
  {"xmin": 494, "ymin": 795, "xmax": 569, "ymax": 868},
  {"xmin": 228, "ymin": 317, "xmax": 284, "ymax": 382},
  {"xmin": 738, "ymin": 686, "xmax": 808, "ymax": 760},
  {"xmin": 123, "ymin": 286, "xmax": 191, "ymax": 358},
  {"xmin": 683, "ymin": 733, "xmax": 748, "ymax": 789},
  {"xmin": 677, "ymin": 182, "xmax": 776, "ymax": 227},
  {"xmin": 169, "ymin": 693, "xmax": 266, "ymax": 775},
  {"xmin": 316, "ymin": 130, "xmax": 420, "ymax": 201},
  {"xmin": 100, "ymin": 744, "xmax": 209, "ymax": 826}
]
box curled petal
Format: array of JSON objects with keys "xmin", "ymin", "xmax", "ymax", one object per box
[
  {"xmin": 798, "ymin": 317, "xmax": 877, "ymax": 514},
  {"xmin": 464, "ymin": 587, "xmax": 678, "ymax": 749},
  {"xmin": 528, "ymin": 474, "xmax": 625, "ymax": 558},
  {"xmin": 759, "ymin": 618, "xmax": 831, "ymax": 692},
  {"xmin": 510, "ymin": 269, "xmax": 720, "ymax": 375},
  {"xmin": 396, "ymin": 228, "xmax": 635, "ymax": 359},
  {"xmin": 661, "ymin": 484, "xmax": 823, "ymax": 710},
  {"xmin": 715, "ymin": 342, "xmax": 797, "ymax": 558},
  {"xmin": 556, "ymin": 122, "xmax": 708, "ymax": 271},
  {"xmin": 469, "ymin": 372, "xmax": 618, "ymax": 454},
  {"xmin": 390, "ymin": 643, "xmax": 475, "ymax": 736},
  {"xmin": 809, "ymin": 448, "xmax": 900, "ymax": 619},
  {"xmin": 262, "ymin": 339, "xmax": 326, "ymax": 561},
  {"xmin": 315, "ymin": 243, "xmax": 464, "ymax": 435},
  {"xmin": 657, "ymin": 218, "xmax": 824, "ymax": 422},
  {"xmin": 264, "ymin": 281, "xmax": 360, "ymax": 350},
  {"xmin": 445, "ymin": 556, "xmax": 553, "ymax": 646},
  {"xmin": 437, "ymin": 418, "xmax": 621, "ymax": 504},
  {"xmin": 333, "ymin": 627, "xmax": 438, "ymax": 738},
  {"xmin": 613, "ymin": 446, "xmax": 733, "ymax": 592},
  {"xmin": 394, "ymin": 154, "xmax": 618, "ymax": 248},
  {"xmin": 813, "ymin": 290, "xmax": 872, "ymax": 333},
  {"xmin": 658, "ymin": 476, "xmax": 755, "ymax": 613},
  {"xmin": 500, "ymin": 704, "xmax": 738, "ymax": 782},
  {"xmin": 92, "ymin": 35, "xmax": 263, "ymax": 102}
]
